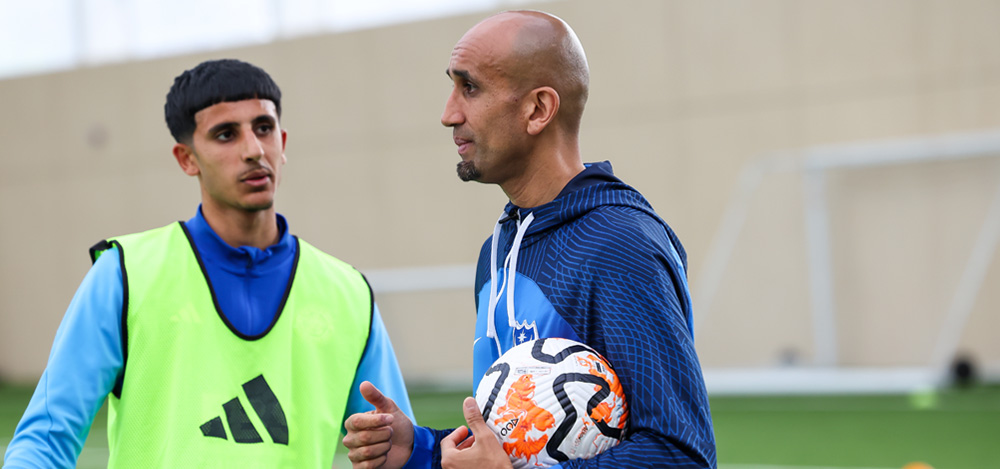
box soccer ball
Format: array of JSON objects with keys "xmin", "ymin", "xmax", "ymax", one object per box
[{"xmin": 474, "ymin": 337, "xmax": 628, "ymax": 468}]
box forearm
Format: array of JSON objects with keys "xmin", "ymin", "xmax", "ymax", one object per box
[
  {"xmin": 575, "ymin": 310, "xmax": 715, "ymax": 468},
  {"xmin": 559, "ymin": 430, "xmax": 713, "ymax": 469},
  {"xmin": 571, "ymin": 260, "xmax": 715, "ymax": 466},
  {"xmin": 344, "ymin": 305, "xmax": 415, "ymax": 421},
  {"xmin": 3, "ymin": 251, "xmax": 123, "ymax": 468}
]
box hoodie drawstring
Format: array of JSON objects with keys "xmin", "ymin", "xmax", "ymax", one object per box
[
  {"xmin": 486, "ymin": 209, "xmax": 535, "ymax": 356},
  {"xmin": 486, "ymin": 212, "xmax": 504, "ymax": 349}
]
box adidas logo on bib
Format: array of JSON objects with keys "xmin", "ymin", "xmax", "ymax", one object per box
[{"xmin": 200, "ymin": 374, "xmax": 288, "ymax": 445}]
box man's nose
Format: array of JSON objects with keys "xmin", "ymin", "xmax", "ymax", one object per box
[
  {"xmin": 441, "ymin": 91, "xmax": 464, "ymax": 127},
  {"xmin": 240, "ymin": 130, "xmax": 265, "ymax": 161}
]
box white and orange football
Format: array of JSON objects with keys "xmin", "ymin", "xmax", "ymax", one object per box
[{"xmin": 474, "ymin": 337, "xmax": 629, "ymax": 468}]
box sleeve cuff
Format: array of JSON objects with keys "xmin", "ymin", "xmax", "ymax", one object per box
[{"xmin": 402, "ymin": 425, "xmax": 435, "ymax": 469}]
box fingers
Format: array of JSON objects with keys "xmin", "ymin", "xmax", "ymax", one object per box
[
  {"xmin": 345, "ymin": 440, "xmax": 391, "ymax": 468},
  {"xmin": 440, "ymin": 403, "xmax": 511, "ymax": 469},
  {"xmin": 440, "ymin": 425, "xmax": 470, "ymax": 452},
  {"xmin": 344, "ymin": 410, "xmax": 394, "ymax": 433},
  {"xmin": 456, "ymin": 434, "xmax": 476, "ymax": 450},
  {"xmin": 342, "ymin": 421, "xmax": 394, "ymax": 468},
  {"xmin": 342, "ymin": 424, "xmax": 393, "ymax": 446},
  {"xmin": 440, "ymin": 398, "xmax": 486, "ymax": 453},
  {"xmin": 360, "ymin": 380, "xmax": 400, "ymax": 415},
  {"xmin": 461, "ymin": 397, "xmax": 490, "ymax": 435},
  {"xmin": 345, "ymin": 382, "xmax": 417, "ymax": 468}
]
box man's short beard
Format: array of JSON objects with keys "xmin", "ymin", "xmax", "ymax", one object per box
[{"xmin": 456, "ymin": 160, "xmax": 481, "ymax": 182}]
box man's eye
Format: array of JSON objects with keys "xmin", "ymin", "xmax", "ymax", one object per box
[
  {"xmin": 215, "ymin": 130, "xmax": 234, "ymax": 141},
  {"xmin": 464, "ymin": 82, "xmax": 477, "ymax": 94},
  {"xmin": 256, "ymin": 124, "xmax": 273, "ymax": 135}
]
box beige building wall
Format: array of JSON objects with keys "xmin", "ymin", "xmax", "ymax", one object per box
[{"xmin": 1, "ymin": 0, "xmax": 998, "ymax": 387}]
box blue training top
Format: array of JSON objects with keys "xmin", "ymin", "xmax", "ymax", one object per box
[{"xmin": 3, "ymin": 207, "xmax": 413, "ymax": 468}]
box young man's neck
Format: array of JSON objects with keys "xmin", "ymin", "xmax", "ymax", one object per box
[{"xmin": 200, "ymin": 204, "xmax": 280, "ymax": 250}]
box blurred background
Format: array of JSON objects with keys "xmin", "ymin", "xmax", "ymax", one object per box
[{"xmin": 1, "ymin": 0, "xmax": 998, "ymax": 467}]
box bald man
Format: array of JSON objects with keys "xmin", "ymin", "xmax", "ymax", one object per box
[{"xmin": 343, "ymin": 10, "xmax": 716, "ymax": 469}]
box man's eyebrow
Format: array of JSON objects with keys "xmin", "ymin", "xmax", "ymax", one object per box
[
  {"xmin": 207, "ymin": 121, "xmax": 237, "ymax": 136},
  {"xmin": 205, "ymin": 115, "xmax": 275, "ymax": 136},
  {"xmin": 252, "ymin": 114, "xmax": 277, "ymax": 125},
  {"xmin": 446, "ymin": 69, "xmax": 473, "ymax": 82}
]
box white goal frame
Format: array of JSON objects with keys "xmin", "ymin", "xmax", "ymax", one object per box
[{"xmin": 695, "ymin": 129, "xmax": 1000, "ymax": 394}]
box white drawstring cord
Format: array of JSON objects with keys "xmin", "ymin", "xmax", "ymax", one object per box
[
  {"xmin": 506, "ymin": 212, "xmax": 534, "ymax": 332},
  {"xmin": 486, "ymin": 211, "xmax": 505, "ymax": 346},
  {"xmin": 485, "ymin": 210, "xmax": 535, "ymax": 356}
]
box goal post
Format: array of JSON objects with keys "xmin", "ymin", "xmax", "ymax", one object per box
[{"xmin": 696, "ymin": 129, "xmax": 1000, "ymax": 394}]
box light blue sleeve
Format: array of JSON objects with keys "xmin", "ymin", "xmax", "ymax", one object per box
[
  {"xmin": 3, "ymin": 249, "xmax": 124, "ymax": 469},
  {"xmin": 344, "ymin": 304, "xmax": 415, "ymax": 423}
]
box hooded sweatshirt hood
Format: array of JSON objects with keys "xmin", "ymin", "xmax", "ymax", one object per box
[{"xmin": 496, "ymin": 161, "xmax": 686, "ymax": 262}]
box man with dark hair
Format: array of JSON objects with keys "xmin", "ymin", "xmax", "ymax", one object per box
[
  {"xmin": 343, "ymin": 11, "xmax": 716, "ymax": 469},
  {"xmin": 3, "ymin": 58, "xmax": 413, "ymax": 468}
]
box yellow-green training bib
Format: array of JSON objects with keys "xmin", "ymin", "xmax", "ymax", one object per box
[{"xmin": 92, "ymin": 222, "xmax": 370, "ymax": 468}]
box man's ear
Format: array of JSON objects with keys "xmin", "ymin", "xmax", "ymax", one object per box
[
  {"xmin": 280, "ymin": 129, "xmax": 288, "ymax": 164},
  {"xmin": 525, "ymin": 86, "xmax": 560, "ymax": 136},
  {"xmin": 173, "ymin": 143, "xmax": 200, "ymax": 176}
]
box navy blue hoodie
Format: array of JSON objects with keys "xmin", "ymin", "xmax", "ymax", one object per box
[{"xmin": 410, "ymin": 161, "xmax": 716, "ymax": 468}]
